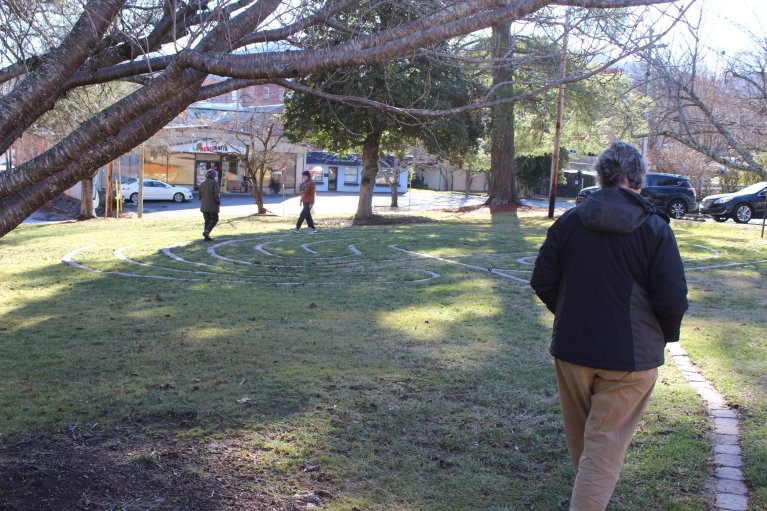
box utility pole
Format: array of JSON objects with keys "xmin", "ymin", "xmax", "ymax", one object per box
[
  {"xmin": 548, "ymin": 9, "xmax": 569, "ymax": 219},
  {"xmin": 105, "ymin": 161, "xmax": 114, "ymax": 218},
  {"xmin": 641, "ymin": 29, "xmax": 653, "ymax": 158},
  {"xmin": 138, "ymin": 144, "xmax": 144, "ymax": 218}
]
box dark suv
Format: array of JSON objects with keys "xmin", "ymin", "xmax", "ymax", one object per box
[
  {"xmin": 575, "ymin": 172, "xmax": 697, "ymax": 219},
  {"xmin": 699, "ymin": 182, "xmax": 767, "ymax": 223}
]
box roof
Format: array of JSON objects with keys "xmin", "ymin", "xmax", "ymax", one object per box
[
  {"xmin": 305, "ymin": 151, "xmax": 397, "ymax": 168},
  {"xmin": 306, "ymin": 152, "xmax": 362, "ymax": 165}
]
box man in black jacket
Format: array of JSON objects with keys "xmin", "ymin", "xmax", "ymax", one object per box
[{"xmin": 531, "ymin": 141, "xmax": 688, "ymax": 510}]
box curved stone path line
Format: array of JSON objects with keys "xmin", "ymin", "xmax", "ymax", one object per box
[
  {"xmin": 516, "ymin": 255, "xmax": 538, "ymax": 266},
  {"xmin": 388, "ymin": 245, "xmax": 531, "ymax": 284},
  {"xmin": 493, "ymin": 268, "xmax": 533, "ymax": 275},
  {"xmin": 686, "ymin": 244, "xmax": 722, "ymax": 260},
  {"xmin": 666, "ymin": 343, "xmax": 749, "ymax": 511},
  {"xmin": 298, "ymin": 240, "xmax": 361, "ymax": 260},
  {"xmin": 64, "ymin": 243, "xmax": 311, "ymax": 285},
  {"xmin": 452, "ymin": 251, "xmax": 538, "ymax": 259},
  {"xmin": 164, "ymin": 243, "xmax": 220, "ymax": 268},
  {"xmin": 686, "ymin": 259, "xmax": 767, "ymax": 272},
  {"xmin": 252, "ymin": 239, "xmax": 361, "ymax": 264},
  {"xmin": 115, "ymin": 244, "xmax": 221, "ymax": 275},
  {"xmin": 255, "ymin": 239, "xmax": 286, "ymax": 258},
  {"xmin": 63, "ymin": 245, "xmax": 205, "ymax": 283},
  {"xmin": 65, "ymin": 248, "xmax": 326, "ymax": 286},
  {"xmin": 63, "ymin": 240, "xmax": 442, "ymax": 286},
  {"xmin": 299, "ymin": 240, "xmax": 338, "ymax": 254}
]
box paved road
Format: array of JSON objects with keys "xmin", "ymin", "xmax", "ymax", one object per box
[
  {"xmin": 114, "ymin": 191, "xmax": 576, "ymax": 219},
  {"xmin": 24, "ymin": 191, "xmax": 576, "ymax": 224},
  {"xmin": 113, "ymin": 191, "xmax": 490, "ymax": 218}
]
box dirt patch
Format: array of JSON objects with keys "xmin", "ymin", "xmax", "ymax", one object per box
[
  {"xmin": 32, "ymin": 194, "xmax": 81, "ymax": 221},
  {"xmin": 351, "ymin": 214, "xmax": 436, "ymax": 226},
  {"xmin": 0, "ymin": 423, "xmax": 331, "ymax": 511},
  {"xmin": 439, "ymin": 203, "xmax": 532, "ymax": 215}
]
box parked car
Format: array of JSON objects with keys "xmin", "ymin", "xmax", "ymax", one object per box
[
  {"xmin": 120, "ymin": 179, "xmax": 193, "ymax": 203},
  {"xmin": 575, "ymin": 185, "xmax": 598, "ymax": 205},
  {"xmin": 699, "ymin": 182, "xmax": 767, "ymax": 223},
  {"xmin": 574, "ymin": 172, "xmax": 697, "ymax": 219}
]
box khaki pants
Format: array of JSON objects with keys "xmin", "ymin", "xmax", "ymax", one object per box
[{"xmin": 555, "ymin": 359, "xmax": 658, "ymax": 511}]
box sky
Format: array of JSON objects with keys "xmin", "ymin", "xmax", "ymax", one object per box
[{"xmin": 692, "ymin": 0, "xmax": 766, "ymax": 55}]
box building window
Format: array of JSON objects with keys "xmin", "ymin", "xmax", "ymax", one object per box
[
  {"xmin": 167, "ymin": 153, "xmax": 195, "ymax": 185},
  {"xmin": 144, "ymin": 150, "xmax": 168, "ymax": 182},
  {"xmin": 376, "ymin": 170, "xmax": 396, "ymax": 186},
  {"xmin": 309, "ymin": 165, "xmax": 324, "ymax": 183},
  {"xmin": 343, "ymin": 167, "xmax": 359, "ymax": 184}
]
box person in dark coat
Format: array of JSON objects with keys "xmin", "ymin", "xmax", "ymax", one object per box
[
  {"xmin": 531, "ymin": 141, "xmax": 688, "ymax": 510},
  {"xmin": 198, "ymin": 168, "xmax": 220, "ymax": 241}
]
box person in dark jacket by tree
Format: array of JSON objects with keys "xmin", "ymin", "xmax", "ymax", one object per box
[
  {"xmin": 531, "ymin": 141, "xmax": 688, "ymax": 511},
  {"xmin": 198, "ymin": 167, "xmax": 220, "ymax": 241}
]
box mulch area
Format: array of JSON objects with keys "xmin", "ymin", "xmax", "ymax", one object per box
[
  {"xmin": 351, "ymin": 214, "xmax": 436, "ymax": 226},
  {"xmin": 438, "ymin": 202, "xmax": 532, "ymax": 215},
  {"xmin": 32, "ymin": 194, "xmax": 82, "ymax": 221},
  {"xmin": 0, "ymin": 420, "xmax": 331, "ymax": 511}
]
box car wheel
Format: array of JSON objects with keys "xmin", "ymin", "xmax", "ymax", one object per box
[
  {"xmin": 173, "ymin": 192, "xmax": 185, "ymax": 203},
  {"xmin": 667, "ymin": 199, "xmax": 687, "ymax": 219},
  {"xmin": 712, "ymin": 215, "xmax": 729, "ymax": 222},
  {"xmin": 733, "ymin": 203, "xmax": 753, "ymax": 223},
  {"xmin": 130, "ymin": 192, "xmax": 139, "ymax": 203}
]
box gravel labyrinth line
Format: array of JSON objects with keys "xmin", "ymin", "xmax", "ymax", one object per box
[{"xmin": 61, "ymin": 237, "xmax": 763, "ymax": 508}]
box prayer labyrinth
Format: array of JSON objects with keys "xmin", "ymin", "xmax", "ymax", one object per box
[{"xmin": 62, "ymin": 233, "xmax": 767, "ymax": 286}]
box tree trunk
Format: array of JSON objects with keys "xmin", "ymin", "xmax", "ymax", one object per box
[
  {"xmin": 465, "ymin": 167, "xmax": 472, "ymax": 196},
  {"xmin": 390, "ymin": 181, "xmax": 398, "ymax": 207},
  {"xmin": 253, "ymin": 185, "xmax": 266, "ymax": 214},
  {"xmin": 79, "ymin": 176, "xmax": 95, "ymax": 219},
  {"xmin": 488, "ymin": 21, "xmax": 519, "ymax": 206},
  {"xmin": 355, "ymin": 128, "xmax": 383, "ymax": 220}
]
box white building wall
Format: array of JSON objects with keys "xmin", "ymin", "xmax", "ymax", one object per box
[{"xmin": 422, "ymin": 167, "xmax": 487, "ymax": 192}]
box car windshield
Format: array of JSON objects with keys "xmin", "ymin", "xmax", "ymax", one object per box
[{"xmin": 737, "ymin": 182, "xmax": 767, "ymax": 195}]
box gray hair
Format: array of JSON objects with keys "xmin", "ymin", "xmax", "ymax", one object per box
[{"xmin": 595, "ymin": 141, "xmax": 647, "ymax": 189}]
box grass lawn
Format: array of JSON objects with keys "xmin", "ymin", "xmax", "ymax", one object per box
[{"xmin": 0, "ymin": 210, "xmax": 764, "ymax": 510}]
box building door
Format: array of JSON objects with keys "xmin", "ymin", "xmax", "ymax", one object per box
[
  {"xmin": 194, "ymin": 160, "xmax": 222, "ymax": 190},
  {"xmin": 328, "ymin": 166, "xmax": 338, "ymax": 191}
]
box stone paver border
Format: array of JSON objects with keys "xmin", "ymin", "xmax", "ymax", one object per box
[{"xmin": 667, "ymin": 343, "xmax": 749, "ymax": 511}]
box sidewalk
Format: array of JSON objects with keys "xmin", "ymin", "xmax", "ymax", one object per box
[{"xmin": 120, "ymin": 190, "xmax": 490, "ymax": 219}]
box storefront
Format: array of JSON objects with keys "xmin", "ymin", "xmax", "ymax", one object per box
[
  {"xmin": 304, "ymin": 152, "xmax": 408, "ymax": 193},
  {"xmin": 139, "ymin": 134, "xmax": 304, "ymax": 193},
  {"xmin": 163, "ymin": 140, "xmax": 240, "ymax": 190}
]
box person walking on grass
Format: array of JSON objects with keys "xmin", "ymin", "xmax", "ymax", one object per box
[
  {"xmin": 291, "ymin": 170, "xmax": 317, "ymax": 234},
  {"xmin": 530, "ymin": 141, "xmax": 688, "ymax": 511},
  {"xmin": 199, "ymin": 167, "xmax": 220, "ymax": 241}
]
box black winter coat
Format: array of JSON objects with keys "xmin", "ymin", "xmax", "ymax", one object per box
[
  {"xmin": 198, "ymin": 177, "xmax": 220, "ymax": 213},
  {"xmin": 530, "ymin": 187, "xmax": 688, "ymax": 371}
]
